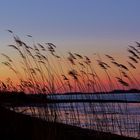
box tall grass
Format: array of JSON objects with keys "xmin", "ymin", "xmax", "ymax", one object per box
[{"xmin": 1, "ymin": 31, "xmax": 140, "ymax": 139}]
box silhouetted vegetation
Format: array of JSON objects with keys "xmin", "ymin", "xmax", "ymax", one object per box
[
  {"xmin": 0, "ymin": 106, "xmax": 137, "ymax": 140},
  {"xmin": 1, "ymin": 31, "xmax": 140, "ymax": 139}
]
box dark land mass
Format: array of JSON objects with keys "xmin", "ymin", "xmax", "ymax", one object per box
[
  {"xmin": 0, "ymin": 89, "xmax": 140, "ymax": 107},
  {"xmin": 0, "ymin": 106, "xmax": 137, "ymax": 140},
  {"xmin": 0, "ymin": 90, "xmax": 139, "ymax": 139}
]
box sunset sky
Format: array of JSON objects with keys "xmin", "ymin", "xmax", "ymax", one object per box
[
  {"xmin": 0, "ymin": 0, "xmax": 140, "ymax": 53},
  {"xmin": 0, "ymin": 0, "xmax": 140, "ymax": 91}
]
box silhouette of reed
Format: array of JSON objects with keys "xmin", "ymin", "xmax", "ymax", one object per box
[{"xmin": 1, "ymin": 31, "xmax": 140, "ymax": 139}]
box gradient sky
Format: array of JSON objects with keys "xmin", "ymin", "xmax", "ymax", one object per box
[
  {"xmin": 0, "ymin": 0, "xmax": 140, "ymax": 55},
  {"xmin": 0, "ymin": 0, "xmax": 139, "ymax": 91}
]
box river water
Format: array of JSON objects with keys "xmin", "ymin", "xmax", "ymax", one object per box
[{"xmin": 10, "ymin": 93, "xmax": 140, "ymax": 139}]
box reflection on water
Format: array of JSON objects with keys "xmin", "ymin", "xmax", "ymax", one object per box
[{"xmin": 10, "ymin": 102, "xmax": 140, "ymax": 139}]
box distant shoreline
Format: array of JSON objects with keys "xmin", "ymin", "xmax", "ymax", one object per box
[{"xmin": 0, "ymin": 89, "xmax": 140, "ymax": 107}]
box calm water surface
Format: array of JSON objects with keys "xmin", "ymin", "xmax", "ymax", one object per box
[{"xmin": 10, "ymin": 93, "xmax": 140, "ymax": 139}]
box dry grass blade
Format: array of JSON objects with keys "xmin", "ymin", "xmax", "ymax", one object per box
[
  {"xmin": 27, "ymin": 35, "xmax": 32, "ymax": 37},
  {"xmin": 121, "ymin": 71, "xmax": 128, "ymax": 78},
  {"xmin": 35, "ymin": 54, "xmax": 42, "ymax": 60},
  {"xmin": 37, "ymin": 43, "xmax": 46, "ymax": 51},
  {"xmin": 98, "ymin": 62, "xmax": 107, "ymax": 70},
  {"xmin": 119, "ymin": 64, "xmax": 129, "ymax": 71},
  {"xmin": 8, "ymin": 45, "xmax": 19, "ymax": 50},
  {"xmin": 68, "ymin": 57, "xmax": 75, "ymax": 65},
  {"xmin": 84, "ymin": 56, "xmax": 91, "ymax": 64},
  {"xmin": 38, "ymin": 60, "xmax": 45, "ymax": 64},
  {"xmin": 6, "ymin": 29, "xmax": 13, "ymax": 33},
  {"xmin": 2, "ymin": 61, "xmax": 11, "ymax": 67},
  {"xmin": 8, "ymin": 45, "xmax": 25, "ymax": 59},
  {"xmin": 105, "ymin": 54, "xmax": 115, "ymax": 61},
  {"xmin": 135, "ymin": 41, "xmax": 140, "ymax": 48},
  {"xmin": 68, "ymin": 69, "xmax": 78, "ymax": 80},
  {"xmin": 26, "ymin": 49, "xmax": 34, "ymax": 59},
  {"xmin": 1, "ymin": 53, "xmax": 13, "ymax": 62},
  {"xmin": 14, "ymin": 36, "xmax": 23, "ymax": 46},
  {"xmin": 111, "ymin": 61, "xmax": 120, "ymax": 67},
  {"xmin": 62, "ymin": 75, "xmax": 69, "ymax": 81},
  {"xmin": 46, "ymin": 43, "xmax": 56, "ymax": 48},
  {"xmin": 54, "ymin": 55, "xmax": 61, "ymax": 58},
  {"xmin": 74, "ymin": 53, "xmax": 83, "ymax": 59},
  {"xmin": 128, "ymin": 49, "xmax": 140, "ymax": 59},
  {"xmin": 68, "ymin": 52, "xmax": 76, "ymax": 59},
  {"xmin": 129, "ymin": 45, "xmax": 140, "ymax": 54},
  {"xmin": 127, "ymin": 61, "xmax": 136, "ymax": 69},
  {"xmin": 97, "ymin": 60, "xmax": 110, "ymax": 69},
  {"xmin": 2, "ymin": 62, "xmax": 17, "ymax": 74},
  {"xmin": 129, "ymin": 56, "xmax": 138, "ymax": 63},
  {"xmin": 116, "ymin": 77, "xmax": 129, "ymax": 87}
]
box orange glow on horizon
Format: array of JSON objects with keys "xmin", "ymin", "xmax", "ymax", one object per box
[{"xmin": 0, "ymin": 35, "xmax": 140, "ymax": 94}]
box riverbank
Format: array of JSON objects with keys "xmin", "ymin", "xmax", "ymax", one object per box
[{"xmin": 0, "ymin": 106, "xmax": 137, "ymax": 140}]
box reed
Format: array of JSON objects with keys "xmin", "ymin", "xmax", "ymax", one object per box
[{"xmin": 1, "ymin": 32, "xmax": 140, "ymax": 139}]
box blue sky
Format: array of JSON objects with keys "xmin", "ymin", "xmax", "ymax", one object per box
[{"xmin": 0, "ymin": 0, "xmax": 140, "ymax": 55}]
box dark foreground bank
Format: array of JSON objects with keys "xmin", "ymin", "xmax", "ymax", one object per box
[{"xmin": 0, "ymin": 106, "xmax": 137, "ymax": 140}]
